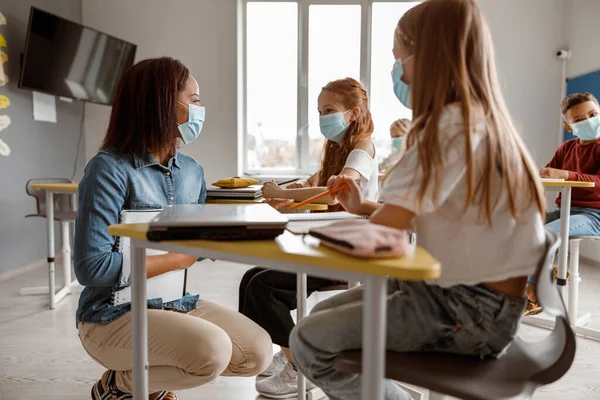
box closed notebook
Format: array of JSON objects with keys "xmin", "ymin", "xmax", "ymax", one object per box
[
  {"xmin": 111, "ymin": 209, "xmax": 187, "ymax": 306},
  {"xmin": 286, "ymin": 212, "xmax": 366, "ymax": 234}
]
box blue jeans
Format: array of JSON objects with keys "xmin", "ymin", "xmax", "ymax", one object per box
[
  {"xmin": 544, "ymin": 207, "xmax": 600, "ymax": 237},
  {"xmin": 289, "ymin": 281, "xmax": 525, "ymax": 400},
  {"xmin": 528, "ymin": 207, "xmax": 600, "ymax": 285}
]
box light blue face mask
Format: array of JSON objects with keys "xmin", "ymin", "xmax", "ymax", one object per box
[
  {"xmin": 319, "ymin": 111, "xmax": 350, "ymax": 143},
  {"xmin": 177, "ymin": 102, "xmax": 205, "ymax": 144},
  {"xmin": 391, "ymin": 56, "xmax": 413, "ymax": 109},
  {"xmin": 570, "ymin": 115, "xmax": 600, "ymax": 141},
  {"xmin": 391, "ymin": 136, "xmax": 404, "ymax": 150}
]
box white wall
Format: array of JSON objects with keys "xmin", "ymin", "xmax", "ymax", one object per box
[
  {"xmin": 478, "ymin": 0, "xmax": 567, "ymax": 168},
  {"xmin": 82, "ymin": 0, "xmax": 238, "ymax": 184},
  {"xmin": 566, "ymin": 0, "xmax": 600, "ymax": 79},
  {"xmin": 564, "ymin": 0, "xmax": 600, "ymax": 263}
]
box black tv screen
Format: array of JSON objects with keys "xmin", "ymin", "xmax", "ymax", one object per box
[{"xmin": 19, "ymin": 7, "xmax": 137, "ymax": 105}]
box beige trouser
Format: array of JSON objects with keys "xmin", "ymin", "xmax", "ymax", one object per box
[{"xmin": 78, "ymin": 300, "xmax": 272, "ymax": 393}]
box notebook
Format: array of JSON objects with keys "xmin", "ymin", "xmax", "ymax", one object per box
[
  {"xmin": 111, "ymin": 209, "xmax": 187, "ymax": 306},
  {"xmin": 206, "ymin": 185, "xmax": 263, "ymax": 199},
  {"xmin": 286, "ymin": 212, "xmax": 366, "ymax": 234}
]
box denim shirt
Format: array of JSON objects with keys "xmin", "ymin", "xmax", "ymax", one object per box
[{"xmin": 74, "ymin": 149, "xmax": 207, "ymax": 327}]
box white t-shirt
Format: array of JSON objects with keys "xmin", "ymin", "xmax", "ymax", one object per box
[
  {"xmin": 343, "ymin": 146, "xmax": 379, "ymax": 202},
  {"xmin": 381, "ymin": 104, "xmax": 546, "ymax": 287}
]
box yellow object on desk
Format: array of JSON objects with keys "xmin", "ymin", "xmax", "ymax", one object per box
[
  {"xmin": 108, "ymin": 224, "xmax": 440, "ymax": 281},
  {"xmin": 212, "ymin": 177, "xmax": 259, "ymax": 188}
]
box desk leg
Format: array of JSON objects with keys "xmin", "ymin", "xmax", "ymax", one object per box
[
  {"xmin": 297, "ymin": 272, "xmax": 308, "ymax": 399},
  {"xmin": 61, "ymin": 221, "xmax": 72, "ymax": 290},
  {"xmin": 46, "ymin": 191, "xmax": 56, "ymax": 309},
  {"xmin": 558, "ymin": 187, "xmax": 571, "ymax": 297},
  {"xmin": 131, "ymin": 240, "xmax": 148, "ymax": 399},
  {"xmin": 362, "ymin": 276, "xmax": 387, "ymax": 400}
]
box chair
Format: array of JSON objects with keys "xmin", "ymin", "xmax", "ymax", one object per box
[
  {"xmin": 22, "ymin": 178, "xmax": 78, "ymax": 304},
  {"xmin": 566, "ymin": 236, "xmax": 600, "ymax": 340},
  {"xmin": 334, "ymin": 231, "xmax": 576, "ymax": 400},
  {"xmin": 25, "ymin": 178, "xmax": 78, "ymax": 220}
]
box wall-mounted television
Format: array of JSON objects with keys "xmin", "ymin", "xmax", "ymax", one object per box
[{"xmin": 19, "ymin": 7, "xmax": 137, "ymax": 105}]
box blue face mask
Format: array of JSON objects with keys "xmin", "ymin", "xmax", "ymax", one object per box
[
  {"xmin": 391, "ymin": 56, "xmax": 413, "ymax": 109},
  {"xmin": 570, "ymin": 115, "xmax": 600, "ymax": 141},
  {"xmin": 177, "ymin": 102, "xmax": 205, "ymax": 144},
  {"xmin": 319, "ymin": 111, "xmax": 350, "ymax": 143},
  {"xmin": 391, "ymin": 136, "xmax": 404, "ymax": 150}
]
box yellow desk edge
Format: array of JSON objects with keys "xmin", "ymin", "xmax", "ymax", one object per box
[
  {"xmin": 30, "ymin": 183, "xmax": 79, "ymax": 191},
  {"xmin": 108, "ymin": 223, "xmax": 440, "ymax": 281},
  {"xmin": 541, "ymin": 180, "xmax": 595, "ymax": 188}
]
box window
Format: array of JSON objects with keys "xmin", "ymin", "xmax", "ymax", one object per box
[
  {"xmin": 242, "ymin": 1, "xmax": 420, "ymax": 175},
  {"xmin": 245, "ymin": 2, "xmax": 298, "ymax": 171}
]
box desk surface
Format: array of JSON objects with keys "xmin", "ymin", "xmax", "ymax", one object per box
[
  {"xmin": 542, "ymin": 180, "xmax": 595, "ymax": 188},
  {"xmin": 206, "ymin": 197, "xmax": 328, "ymax": 211},
  {"xmin": 108, "ymin": 223, "xmax": 440, "ymax": 281},
  {"xmin": 30, "ymin": 183, "xmax": 79, "ymax": 192}
]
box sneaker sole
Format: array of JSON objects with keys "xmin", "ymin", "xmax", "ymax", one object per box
[{"xmin": 524, "ymin": 306, "xmax": 543, "ymax": 316}]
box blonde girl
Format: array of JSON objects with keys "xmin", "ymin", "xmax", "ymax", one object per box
[{"xmin": 289, "ymin": 1, "xmax": 546, "ymax": 399}]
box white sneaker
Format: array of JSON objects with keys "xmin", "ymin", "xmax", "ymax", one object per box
[
  {"xmin": 259, "ymin": 350, "xmax": 288, "ymax": 377},
  {"xmin": 256, "ymin": 362, "xmax": 316, "ymax": 399}
]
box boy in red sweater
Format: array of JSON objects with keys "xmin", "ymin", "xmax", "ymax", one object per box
[{"xmin": 526, "ymin": 92, "xmax": 600, "ymax": 314}]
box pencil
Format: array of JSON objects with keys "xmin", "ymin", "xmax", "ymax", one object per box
[{"xmin": 290, "ymin": 183, "xmax": 349, "ymax": 210}]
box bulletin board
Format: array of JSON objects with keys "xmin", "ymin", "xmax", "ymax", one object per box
[{"xmin": 564, "ymin": 69, "xmax": 600, "ymax": 142}]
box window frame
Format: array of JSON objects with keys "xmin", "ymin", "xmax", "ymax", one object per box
[{"xmin": 239, "ymin": 0, "xmax": 416, "ymax": 176}]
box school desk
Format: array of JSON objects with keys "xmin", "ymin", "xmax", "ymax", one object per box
[
  {"xmin": 107, "ymin": 223, "xmax": 440, "ymax": 400},
  {"xmin": 27, "ymin": 183, "xmax": 80, "ymax": 309},
  {"xmin": 523, "ymin": 180, "xmax": 596, "ymax": 336}
]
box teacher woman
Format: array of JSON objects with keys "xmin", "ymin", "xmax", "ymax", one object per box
[{"xmin": 74, "ymin": 57, "xmax": 271, "ymax": 400}]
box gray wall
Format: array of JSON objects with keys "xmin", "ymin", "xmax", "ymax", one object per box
[
  {"xmin": 82, "ymin": 0, "xmax": 239, "ymax": 185},
  {"xmin": 0, "ymin": 0, "xmax": 85, "ymax": 275}
]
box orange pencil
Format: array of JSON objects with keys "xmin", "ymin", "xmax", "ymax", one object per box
[{"xmin": 290, "ymin": 183, "xmax": 348, "ymax": 210}]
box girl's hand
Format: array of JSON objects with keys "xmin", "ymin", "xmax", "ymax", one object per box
[
  {"xmin": 262, "ymin": 181, "xmax": 285, "ymax": 199},
  {"xmin": 263, "ymin": 198, "xmax": 294, "ymax": 210},
  {"xmin": 327, "ymin": 175, "xmax": 364, "ymax": 215}
]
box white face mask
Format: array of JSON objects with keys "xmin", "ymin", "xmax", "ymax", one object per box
[
  {"xmin": 570, "ymin": 115, "xmax": 600, "ymax": 141},
  {"xmin": 391, "ymin": 55, "xmax": 414, "ymax": 109},
  {"xmin": 177, "ymin": 102, "xmax": 205, "ymax": 144}
]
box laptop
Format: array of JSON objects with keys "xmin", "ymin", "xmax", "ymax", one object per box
[{"xmin": 147, "ymin": 204, "xmax": 288, "ymax": 242}]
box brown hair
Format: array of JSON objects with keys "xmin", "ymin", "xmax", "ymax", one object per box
[
  {"xmin": 391, "ymin": 0, "xmax": 544, "ymax": 222},
  {"xmin": 391, "ymin": 118, "xmax": 411, "ymax": 135},
  {"xmin": 101, "ymin": 57, "xmax": 190, "ymax": 161},
  {"xmin": 561, "ymin": 92, "xmax": 599, "ymax": 115},
  {"xmin": 316, "ymin": 78, "xmax": 374, "ymax": 187}
]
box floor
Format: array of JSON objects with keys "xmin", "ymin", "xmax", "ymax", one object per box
[{"xmin": 1, "ymin": 260, "xmax": 599, "ymax": 400}]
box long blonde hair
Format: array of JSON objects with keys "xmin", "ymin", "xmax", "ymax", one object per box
[
  {"xmin": 392, "ymin": 0, "xmax": 544, "ymax": 222},
  {"xmin": 316, "ymin": 78, "xmax": 374, "ymax": 187}
]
